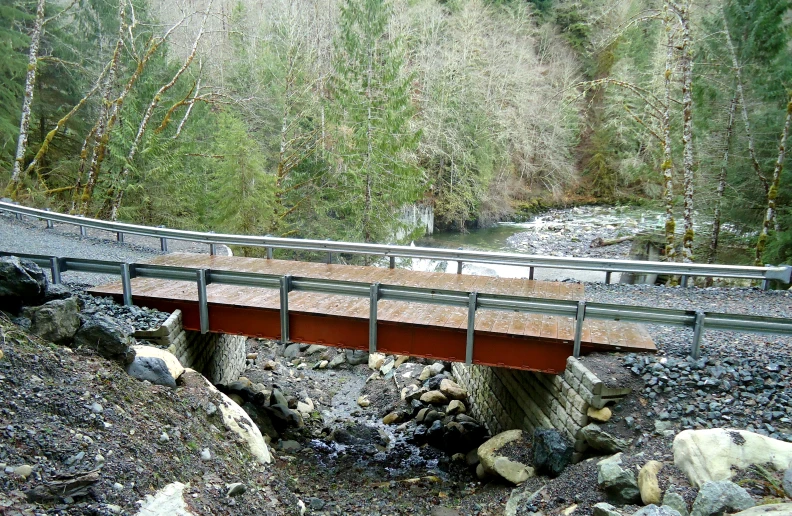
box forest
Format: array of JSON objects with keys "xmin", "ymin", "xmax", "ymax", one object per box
[{"xmin": 1, "ymin": 0, "xmax": 790, "ymax": 266}]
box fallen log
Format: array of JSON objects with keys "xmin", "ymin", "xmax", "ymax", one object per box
[{"xmin": 591, "ymin": 235, "xmax": 635, "ymax": 248}]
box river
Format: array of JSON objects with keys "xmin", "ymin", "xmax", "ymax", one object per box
[{"xmin": 410, "ymin": 205, "xmax": 666, "ymax": 283}]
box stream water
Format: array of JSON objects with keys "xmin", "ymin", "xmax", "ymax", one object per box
[{"xmin": 409, "ymin": 205, "xmax": 666, "ymax": 283}]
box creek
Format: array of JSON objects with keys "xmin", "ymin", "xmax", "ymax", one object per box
[{"xmin": 412, "ymin": 205, "xmax": 666, "ymax": 283}]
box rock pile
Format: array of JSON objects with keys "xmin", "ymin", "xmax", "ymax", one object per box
[{"xmin": 622, "ymin": 353, "xmax": 792, "ymax": 441}]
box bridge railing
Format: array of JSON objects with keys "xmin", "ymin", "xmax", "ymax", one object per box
[
  {"xmin": 3, "ymin": 251, "xmax": 792, "ymax": 364},
  {"xmin": 1, "ymin": 201, "xmax": 790, "ymax": 288}
]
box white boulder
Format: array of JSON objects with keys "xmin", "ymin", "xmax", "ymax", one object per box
[{"xmin": 673, "ymin": 428, "xmax": 792, "ymax": 488}]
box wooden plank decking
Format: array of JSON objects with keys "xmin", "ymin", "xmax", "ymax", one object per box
[{"xmin": 88, "ymin": 253, "xmax": 655, "ymax": 374}]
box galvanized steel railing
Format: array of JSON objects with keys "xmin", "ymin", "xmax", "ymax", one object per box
[
  {"xmin": 3, "ymin": 251, "xmax": 792, "ymax": 362},
  {"xmin": 1, "ymin": 201, "xmax": 790, "ymax": 287}
]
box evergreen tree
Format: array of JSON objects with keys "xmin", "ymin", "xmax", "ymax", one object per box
[
  {"xmin": 0, "ymin": 2, "xmax": 30, "ymax": 169},
  {"xmin": 330, "ymin": 0, "xmax": 422, "ymax": 243}
]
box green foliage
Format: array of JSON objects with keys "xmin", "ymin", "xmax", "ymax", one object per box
[
  {"xmin": 0, "ymin": 1, "xmax": 30, "ymax": 167},
  {"xmin": 330, "ymin": 0, "xmax": 423, "ymax": 243}
]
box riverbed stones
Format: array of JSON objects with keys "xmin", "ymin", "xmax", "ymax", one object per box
[
  {"xmin": 420, "ymin": 390, "xmax": 448, "ymax": 405},
  {"xmin": 689, "ymin": 481, "xmax": 754, "ymax": 516},
  {"xmin": 383, "ymin": 412, "xmax": 402, "ymax": 425},
  {"xmin": 0, "ymin": 256, "xmax": 47, "ymax": 312},
  {"xmin": 638, "ymin": 460, "xmax": 664, "ymax": 505},
  {"xmin": 328, "ymin": 353, "xmax": 346, "ymax": 368},
  {"xmin": 439, "ymin": 379, "xmax": 467, "ymax": 400},
  {"xmin": 673, "ymin": 429, "xmax": 792, "ymax": 487},
  {"xmin": 446, "ymin": 400, "xmax": 466, "ymax": 415},
  {"xmin": 357, "ymin": 395, "xmax": 370, "ymax": 408},
  {"xmin": 533, "ymin": 428, "xmax": 573, "ymax": 477},
  {"xmin": 25, "ymin": 297, "xmax": 80, "ymax": 345},
  {"xmin": 581, "ymin": 423, "xmax": 630, "ymax": 453},
  {"xmin": 134, "ymin": 481, "xmax": 195, "ymax": 516},
  {"xmin": 73, "ymin": 313, "xmax": 135, "ymax": 364},
  {"xmin": 344, "ymin": 349, "xmax": 369, "ymax": 365}
]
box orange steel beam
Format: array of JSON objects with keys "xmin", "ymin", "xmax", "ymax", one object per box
[{"xmin": 116, "ymin": 294, "xmax": 573, "ymax": 374}]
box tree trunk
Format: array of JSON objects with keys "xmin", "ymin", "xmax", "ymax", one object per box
[
  {"xmin": 706, "ymin": 90, "xmax": 738, "ymax": 284},
  {"xmin": 662, "ymin": 1, "xmax": 677, "ymax": 263},
  {"xmin": 754, "ymin": 93, "xmax": 792, "ymax": 266},
  {"xmin": 108, "ymin": 1, "xmax": 212, "ymax": 220},
  {"xmin": 5, "ymin": 0, "xmax": 46, "ymax": 198},
  {"xmin": 723, "ymin": 16, "xmax": 768, "ymax": 194},
  {"xmin": 679, "ymin": 0, "xmax": 695, "ymax": 263}
]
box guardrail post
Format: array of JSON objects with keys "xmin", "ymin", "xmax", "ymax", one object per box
[
  {"xmin": 266, "ymin": 247, "xmax": 273, "ymax": 260},
  {"xmin": 45, "ymin": 208, "xmax": 53, "ymax": 229},
  {"xmin": 209, "ymin": 231, "xmax": 217, "ymax": 255},
  {"xmin": 116, "ymin": 232, "xmax": 124, "ymax": 243},
  {"xmin": 605, "ymin": 271, "xmax": 612, "ymax": 285},
  {"xmin": 121, "ymin": 263, "xmax": 134, "ymax": 306},
  {"xmin": 465, "ymin": 292, "xmax": 477, "ymax": 365},
  {"xmin": 326, "ymin": 252, "xmax": 332, "ymax": 265},
  {"xmin": 158, "ymin": 226, "xmax": 168, "ymax": 252},
  {"xmin": 691, "ymin": 311, "xmax": 705, "ymax": 359},
  {"xmin": 389, "ymin": 256, "xmax": 395, "ymax": 269},
  {"xmin": 529, "ymin": 267, "xmax": 535, "ymax": 280},
  {"xmin": 369, "ymin": 283, "xmax": 380, "ymax": 354},
  {"xmin": 279, "ymin": 275, "xmax": 291, "ymax": 344},
  {"xmin": 573, "ymin": 300, "xmax": 586, "ymax": 358},
  {"xmin": 49, "ymin": 257, "xmax": 62, "ymax": 284},
  {"xmin": 680, "ymin": 275, "xmax": 688, "ymax": 288},
  {"xmin": 197, "ymin": 269, "xmax": 210, "ymax": 334},
  {"xmin": 79, "ymin": 216, "xmax": 86, "ymax": 238},
  {"xmin": 457, "ymin": 261, "xmax": 463, "ymax": 275}
]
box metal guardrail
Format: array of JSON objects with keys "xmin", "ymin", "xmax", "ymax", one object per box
[
  {"xmin": 3, "ymin": 251, "xmax": 792, "ymax": 362},
  {"xmin": 1, "ymin": 201, "xmax": 790, "ymax": 287}
]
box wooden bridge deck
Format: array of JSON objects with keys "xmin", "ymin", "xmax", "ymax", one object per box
[{"xmin": 88, "ymin": 253, "xmax": 655, "ymax": 374}]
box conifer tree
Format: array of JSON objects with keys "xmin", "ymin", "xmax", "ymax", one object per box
[{"xmin": 330, "ymin": 0, "xmax": 422, "ymax": 243}]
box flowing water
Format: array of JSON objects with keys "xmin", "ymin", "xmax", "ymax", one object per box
[{"xmin": 408, "ymin": 205, "xmax": 666, "ymax": 282}]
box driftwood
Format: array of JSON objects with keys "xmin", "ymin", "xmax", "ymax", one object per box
[
  {"xmin": 24, "ymin": 468, "xmax": 101, "ymax": 502},
  {"xmin": 591, "ymin": 235, "xmax": 634, "ymax": 248}
]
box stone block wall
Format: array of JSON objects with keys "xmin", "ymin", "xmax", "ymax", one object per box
[
  {"xmin": 452, "ymin": 357, "xmax": 631, "ymax": 463},
  {"xmin": 134, "ymin": 309, "xmax": 246, "ymax": 385}
]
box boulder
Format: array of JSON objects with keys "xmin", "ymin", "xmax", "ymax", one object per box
[
  {"xmin": 0, "ymin": 256, "xmax": 47, "ymax": 312},
  {"xmin": 689, "ymin": 481, "xmax": 754, "ymax": 516},
  {"xmin": 662, "ymin": 490, "xmax": 689, "ymax": 516},
  {"xmin": 344, "ymin": 349, "xmax": 368, "ymax": 365},
  {"xmin": 479, "ymin": 430, "xmax": 524, "ymax": 476},
  {"xmin": 439, "ymin": 379, "xmax": 467, "ymax": 400},
  {"xmin": 182, "ymin": 369, "xmax": 271, "ymax": 464},
  {"xmin": 493, "ymin": 457, "xmax": 533, "ymax": 485},
  {"xmin": 380, "ymin": 359, "xmax": 395, "ymax": 375},
  {"xmin": 304, "ymin": 344, "xmax": 327, "ymax": 355},
  {"xmin": 26, "ymin": 297, "xmax": 80, "ymax": 345},
  {"xmin": 127, "ymin": 346, "xmax": 185, "ymax": 387},
  {"xmin": 368, "ymin": 352, "xmax": 386, "ymax": 370},
  {"xmin": 383, "ymin": 412, "xmax": 402, "ymax": 425},
  {"xmin": 328, "ymin": 353, "xmax": 347, "ymax": 368},
  {"xmin": 632, "ymin": 506, "xmax": 682, "ymax": 516},
  {"xmin": 282, "ymin": 343, "xmax": 302, "ymax": 358},
  {"xmin": 588, "ymin": 406, "xmax": 613, "ymax": 423},
  {"xmin": 638, "ymin": 460, "xmax": 664, "ymax": 505},
  {"xmin": 673, "ymin": 429, "xmax": 792, "ymax": 488},
  {"xmin": 419, "ymin": 362, "xmax": 444, "ymax": 381},
  {"xmin": 134, "ymin": 481, "xmax": 195, "ymax": 516},
  {"xmin": 784, "ymin": 466, "xmax": 792, "ymax": 499},
  {"xmin": 598, "ymin": 461, "xmax": 641, "ymax": 505},
  {"xmin": 446, "ymin": 400, "xmax": 466, "ymax": 415},
  {"xmin": 581, "ymin": 423, "xmax": 630, "ymax": 453},
  {"xmin": 730, "ymin": 504, "xmax": 792, "ymax": 515},
  {"xmin": 533, "ymin": 428, "xmax": 573, "ymax": 477},
  {"xmin": 73, "ymin": 313, "xmax": 135, "ymax": 364},
  {"xmin": 420, "ymin": 390, "xmax": 448, "ymax": 405}
]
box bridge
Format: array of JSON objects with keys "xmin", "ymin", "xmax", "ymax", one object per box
[{"xmin": 86, "ymin": 253, "xmax": 655, "ymax": 374}]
